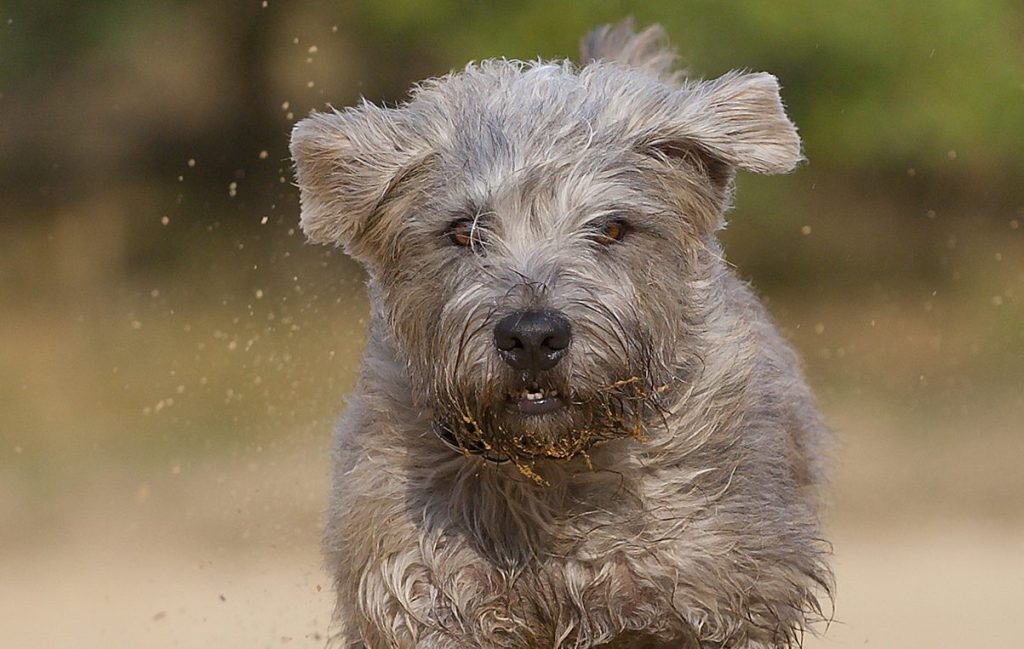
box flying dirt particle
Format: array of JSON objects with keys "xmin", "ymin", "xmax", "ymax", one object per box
[
  {"xmin": 292, "ymin": 37, "xmax": 299, "ymax": 45},
  {"xmin": 907, "ymin": 168, "xmax": 916, "ymax": 176},
  {"xmin": 992, "ymin": 295, "xmax": 1003, "ymax": 306},
  {"xmin": 255, "ymin": 289, "xmax": 264, "ymax": 299},
  {"xmin": 308, "ymin": 45, "xmax": 318, "ymax": 54},
  {"xmin": 152, "ymin": 611, "xmax": 167, "ymax": 622},
  {"xmin": 306, "ymin": 81, "xmax": 315, "ymax": 88},
  {"xmin": 947, "ymin": 149, "xmax": 957, "ymax": 160},
  {"xmin": 281, "ymin": 101, "xmax": 290, "ymax": 111},
  {"xmin": 286, "ymin": 112, "xmax": 294, "ymax": 120},
  {"xmin": 170, "ymin": 464, "xmax": 181, "ymax": 475},
  {"xmin": 131, "ymin": 320, "xmax": 143, "ymax": 330},
  {"xmin": 219, "ymin": 594, "xmax": 227, "ymax": 602},
  {"xmin": 13, "ymin": 445, "xmax": 23, "ymax": 454},
  {"xmin": 259, "ymin": 150, "xmax": 269, "ymax": 160},
  {"xmin": 160, "ymin": 216, "xmax": 170, "ymax": 226},
  {"xmin": 261, "ymin": 0, "xmax": 267, "ymax": 7},
  {"xmin": 228, "ymin": 181, "xmax": 238, "ymax": 198},
  {"xmin": 150, "ymin": 289, "xmax": 160, "ymax": 298},
  {"xmin": 1011, "ymin": 219, "xmax": 1020, "ymax": 230},
  {"xmin": 813, "ymin": 322, "xmax": 825, "ymax": 335},
  {"xmin": 800, "ymin": 225, "xmax": 812, "ymax": 235},
  {"xmin": 187, "ymin": 158, "xmax": 195, "ymax": 168},
  {"xmin": 135, "ymin": 484, "xmax": 151, "ymax": 503},
  {"xmin": 332, "ymin": 25, "xmax": 338, "ymax": 32},
  {"xmin": 260, "ymin": 215, "xmax": 269, "ymax": 225}
]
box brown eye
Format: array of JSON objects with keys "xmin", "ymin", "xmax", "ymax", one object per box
[
  {"xmin": 596, "ymin": 218, "xmax": 628, "ymax": 245},
  {"xmin": 447, "ymin": 219, "xmax": 476, "ymax": 247}
]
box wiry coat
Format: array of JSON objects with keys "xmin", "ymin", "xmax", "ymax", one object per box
[{"xmin": 291, "ymin": 21, "xmax": 832, "ymax": 649}]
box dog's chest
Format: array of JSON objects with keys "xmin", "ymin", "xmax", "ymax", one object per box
[{"xmin": 433, "ymin": 525, "xmax": 675, "ymax": 646}]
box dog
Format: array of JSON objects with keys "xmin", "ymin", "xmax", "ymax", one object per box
[{"xmin": 291, "ymin": 19, "xmax": 832, "ymax": 649}]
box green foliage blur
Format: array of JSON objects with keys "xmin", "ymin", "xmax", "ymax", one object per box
[{"xmin": 3, "ymin": 0, "xmax": 1023, "ymax": 205}]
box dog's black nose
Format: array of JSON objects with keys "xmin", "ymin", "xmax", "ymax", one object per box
[{"xmin": 494, "ymin": 310, "xmax": 572, "ymax": 372}]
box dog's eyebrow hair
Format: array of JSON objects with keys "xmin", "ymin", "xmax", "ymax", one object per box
[{"xmin": 446, "ymin": 201, "xmax": 493, "ymax": 223}]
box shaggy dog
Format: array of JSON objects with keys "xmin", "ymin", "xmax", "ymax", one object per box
[{"xmin": 291, "ymin": 20, "xmax": 832, "ymax": 649}]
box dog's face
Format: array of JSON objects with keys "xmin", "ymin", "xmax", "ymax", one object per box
[{"xmin": 291, "ymin": 62, "xmax": 800, "ymax": 469}]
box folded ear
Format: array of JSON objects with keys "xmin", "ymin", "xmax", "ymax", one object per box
[
  {"xmin": 639, "ymin": 71, "xmax": 803, "ymax": 180},
  {"xmin": 290, "ymin": 103, "xmax": 425, "ymax": 251}
]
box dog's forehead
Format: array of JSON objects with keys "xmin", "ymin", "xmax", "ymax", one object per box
[
  {"xmin": 408, "ymin": 61, "xmax": 658, "ymax": 219},
  {"xmin": 410, "ymin": 61, "xmax": 644, "ymax": 162}
]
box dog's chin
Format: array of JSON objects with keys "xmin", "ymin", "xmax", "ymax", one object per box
[{"xmin": 435, "ymin": 388, "xmax": 623, "ymax": 464}]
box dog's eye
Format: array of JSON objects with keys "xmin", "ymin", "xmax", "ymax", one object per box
[
  {"xmin": 447, "ymin": 218, "xmax": 479, "ymax": 248},
  {"xmin": 595, "ymin": 218, "xmax": 628, "ymax": 245}
]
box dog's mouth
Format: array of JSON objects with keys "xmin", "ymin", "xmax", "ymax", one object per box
[
  {"xmin": 433, "ymin": 374, "xmax": 666, "ymax": 482},
  {"xmin": 509, "ymin": 385, "xmax": 566, "ymax": 416}
]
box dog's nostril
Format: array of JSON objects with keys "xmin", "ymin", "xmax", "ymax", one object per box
[
  {"xmin": 494, "ymin": 330, "xmax": 523, "ymax": 352},
  {"xmin": 493, "ymin": 310, "xmax": 572, "ymax": 372},
  {"xmin": 542, "ymin": 332, "xmax": 570, "ymax": 352}
]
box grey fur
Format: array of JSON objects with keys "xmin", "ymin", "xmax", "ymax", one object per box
[{"xmin": 291, "ymin": 20, "xmax": 831, "ymax": 649}]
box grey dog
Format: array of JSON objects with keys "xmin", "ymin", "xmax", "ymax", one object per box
[{"xmin": 290, "ymin": 20, "xmax": 832, "ymax": 649}]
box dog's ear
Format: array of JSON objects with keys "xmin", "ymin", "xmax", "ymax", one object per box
[
  {"xmin": 290, "ymin": 104, "xmax": 425, "ymax": 253},
  {"xmin": 640, "ymin": 72, "xmax": 802, "ymax": 185}
]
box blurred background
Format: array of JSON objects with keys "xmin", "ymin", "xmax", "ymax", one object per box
[{"xmin": 1, "ymin": 1, "xmax": 1021, "ymax": 647}]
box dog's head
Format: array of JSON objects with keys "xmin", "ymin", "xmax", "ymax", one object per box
[{"xmin": 291, "ymin": 33, "xmax": 800, "ymax": 471}]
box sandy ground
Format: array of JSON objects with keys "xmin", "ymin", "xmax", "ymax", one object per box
[
  {"xmin": 4, "ymin": 402, "xmax": 1022, "ymax": 648},
  {"xmin": 4, "ymin": 523, "xmax": 1023, "ymax": 648},
  {"xmin": 4, "ymin": 503, "xmax": 1023, "ymax": 648}
]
